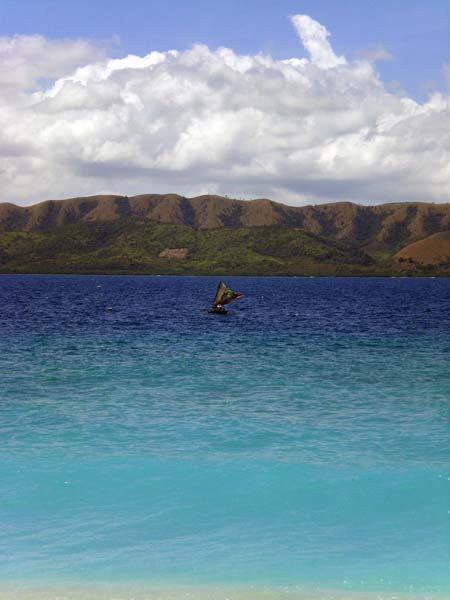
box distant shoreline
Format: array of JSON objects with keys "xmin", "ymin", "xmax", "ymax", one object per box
[
  {"xmin": 0, "ymin": 270, "xmax": 448, "ymax": 278},
  {"xmin": 2, "ymin": 195, "xmax": 450, "ymax": 277}
]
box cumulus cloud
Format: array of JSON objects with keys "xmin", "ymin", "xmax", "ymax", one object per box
[
  {"xmin": 0, "ymin": 35, "xmax": 105, "ymax": 96},
  {"xmin": 0, "ymin": 15, "xmax": 449, "ymax": 206},
  {"xmin": 290, "ymin": 14, "xmax": 346, "ymax": 69}
]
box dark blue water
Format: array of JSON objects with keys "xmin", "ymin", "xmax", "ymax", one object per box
[{"xmin": 0, "ymin": 275, "xmax": 449, "ymax": 599}]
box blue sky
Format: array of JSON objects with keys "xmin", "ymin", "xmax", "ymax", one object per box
[
  {"xmin": 0, "ymin": 1, "xmax": 449, "ymax": 205},
  {"xmin": 1, "ymin": 0, "xmax": 449, "ymax": 100}
]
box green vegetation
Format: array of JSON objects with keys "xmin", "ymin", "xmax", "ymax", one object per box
[
  {"xmin": 383, "ymin": 205, "xmax": 419, "ymax": 251},
  {"xmin": 2, "ymin": 194, "xmax": 450, "ymax": 275},
  {"xmin": 0, "ymin": 218, "xmax": 394, "ymax": 276}
]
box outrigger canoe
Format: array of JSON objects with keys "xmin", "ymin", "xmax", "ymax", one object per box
[{"xmin": 208, "ymin": 281, "xmax": 243, "ymax": 314}]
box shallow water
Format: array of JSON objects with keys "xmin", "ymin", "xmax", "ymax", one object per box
[{"xmin": 0, "ymin": 275, "xmax": 449, "ymax": 599}]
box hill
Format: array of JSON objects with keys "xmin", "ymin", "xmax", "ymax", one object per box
[
  {"xmin": 0, "ymin": 219, "xmax": 375, "ymax": 275},
  {"xmin": 1, "ymin": 194, "xmax": 450, "ymax": 275},
  {"xmin": 395, "ymin": 231, "xmax": 450, "ymax": 267}
]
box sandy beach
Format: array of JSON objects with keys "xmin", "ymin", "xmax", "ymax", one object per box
[{"xmin": 0, "ymin": 583, "xmax": 443, "ymax": 600}]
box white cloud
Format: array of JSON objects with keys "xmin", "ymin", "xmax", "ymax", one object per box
[
  {"xmin": 355, "ymin": 45, "xmax": 393, "ymax": 63},
  {"xmin": 0, "ymin": 35, "xmax": 104, "ymax": 97},
  {"xmin": 0, "ymin": 14, "xmax": 449, "ymax": 206},
  {"xmin": 290, "ymin": 14, "xmax": 346, "ymax": 69}
]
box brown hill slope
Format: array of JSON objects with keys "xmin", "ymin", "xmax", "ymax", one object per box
[
  {"xmin": 395, "ymin": 231, "xmax": 450, "ymax": 265},
  {"xmin": 2, "ymin": 194, "xmax": 450, "ymax": 253},
  {"xmin": 0, "ymin": 194, "xmax": 303, "ymax": 231}
]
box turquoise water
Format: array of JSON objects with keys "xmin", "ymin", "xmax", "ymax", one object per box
[{"xmin": 0, "ymin": 275, "xmax": 449, "ymax": 599}]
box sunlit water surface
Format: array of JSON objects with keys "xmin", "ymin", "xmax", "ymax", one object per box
[{"xmin": 0, "ymin": 275, "xmax": 449, "ymax": 599}]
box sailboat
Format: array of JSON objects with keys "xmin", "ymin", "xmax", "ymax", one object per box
[{"xmin": 208, "ymin": 281, "xmax": 243, "ymax": 314}]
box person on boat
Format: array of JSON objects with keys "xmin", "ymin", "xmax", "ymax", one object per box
[{"xmin": 208, "ymin": 281, "xmax": 242, "ymax": 314}]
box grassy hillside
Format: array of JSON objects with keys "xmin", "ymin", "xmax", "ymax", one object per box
[
  {"xmin": 395, "ymin": 231, "xmax": 450, "ymax": 267},
  {"xmin": 0, "ymin": 218, "xmax": 380, "ymax": 276},
  {"xmin": 2, "ymin": 194, "xmax": 450, "ymax": 275},
  {"xmin": 3, "ymin": 195, "xmax": 450, "ymax": 254}
]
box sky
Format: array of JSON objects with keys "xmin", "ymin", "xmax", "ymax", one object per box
[{"xmin": 0, "ymin": 0, "xmax": 449, "ymax": 206}]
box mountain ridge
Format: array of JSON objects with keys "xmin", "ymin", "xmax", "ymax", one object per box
[
  {"xmin": 1, "ymin": 194, "xmax": 450, "ymax": 274},
  {"xmin": 2, "ymin": 194, "xmax": 450, "ymax": 247}
]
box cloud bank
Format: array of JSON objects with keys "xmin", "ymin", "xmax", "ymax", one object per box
[{"xmin": 0, "ymin": 15, "xmax": 449, "ymax": 206}]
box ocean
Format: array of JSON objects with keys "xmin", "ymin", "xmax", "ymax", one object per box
[{"xmin": 0, "ymin": 275, "xmax": 449, "ymax": 600}]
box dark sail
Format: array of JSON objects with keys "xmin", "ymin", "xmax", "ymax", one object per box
[
  {"xmin": 212, "ymin": 281, "xmax": 242, "ymax": 308},
  {"xmin": 212, "ymin": 281, "xmax": 227, "ymax": 307}
]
